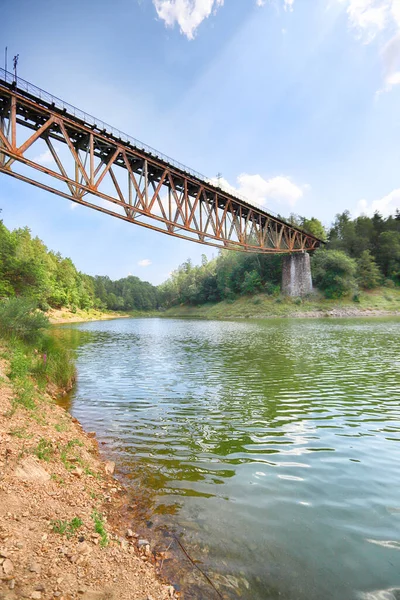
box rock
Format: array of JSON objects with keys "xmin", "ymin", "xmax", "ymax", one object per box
[
  {"xmin": 0, "ymin": 549, "xmax": 9, "ymax": 558},
  {"xmin": 168, "ymin": 586, "xmax": 175, "ymax": 598},
  {"xmin": 2, "ymin": 558, "xmax": 14, "ymax": 575},
  {"xmin": 81, "ymin": 591, "xmax": 107, "ymax": 600},
  {"xmin": 31, "ymin": 592, "xmax": 42, "ymax": 599},
  {"xmin": 104, "ymin": 461, "xmax": 115, "ymax": 476},
  {"xmin": 126, "ymin": 529, "xmax": 134, "ymax": 538},
  {"xmin": 87, "ymin": 432, "xmax": 96, "ymax": 438},
  {"xmin": 137, "ymin": 539, "xmax": 150, "ymax": 548},
  {"xmin": 34, "ymin": 584, "xmax": 45, "ymax": 592},
  {"xmin": 77, "ymin": 542, "xmax": 92, "ymax": 556},
  {"xmin": 29, "ymin": 562, "xmax": 41, "ymax": 574},
  {"xmin": 9, "ymin": 579, "xmax": 15, "ymax": 590},
  {"xmin": 72, "ymin": 467, "xmax": 83, "ymax": 477},
  {"xmin": 15, "ymin": 457, "xmax": 50, "ymax": 483}
]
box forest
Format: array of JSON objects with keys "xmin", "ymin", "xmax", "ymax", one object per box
[
  {"xmin": 159, "ymin": 211, "xmax": 400, "ymax": 305},
  {"xmin": 0, "ymin": 219, "xmax": 159, "ymax": 312},
  {"xmin": 0, "ymin": 210, "xmax": 399, "ymax": 312}
]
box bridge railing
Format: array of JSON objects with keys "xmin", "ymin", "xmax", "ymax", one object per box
[{"xmin": 0, "ymin": 68, "xmax": 309, "ymax": 233}]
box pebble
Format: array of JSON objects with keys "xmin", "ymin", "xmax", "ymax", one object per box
[
  {"xmin": 137, "ymin": 539, "xmax": 150, "ymax": 548},
  {"xmin": 31, "ymin": 592, "xmax": 42, "ymax": 599},
  {"xmin": 105, "ymin": 461, "xmax": 115, "ymax": 475},
  {"xmin": 29, "ymin": 562, "xmax": 42, "ymax": 574},
  {"xmin": 3, "ymin": 558, "xmax": 14, "ymax": 575}
]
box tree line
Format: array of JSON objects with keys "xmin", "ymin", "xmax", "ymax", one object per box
[
  {"xmin": 159, "ymin": 211, "xmax": 400, "ymax": 304},
  {"xmin": 0, "ymin": 210, "xmax": 399, "ymax": 312},
  {"xmin": 0, "ymin": 220, "xmax": 159, "ymax": 312}
]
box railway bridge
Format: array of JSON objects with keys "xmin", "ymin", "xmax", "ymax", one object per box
[{"xmin": 0, "ymin": 69, "xmax": 323, "ymax": 295}]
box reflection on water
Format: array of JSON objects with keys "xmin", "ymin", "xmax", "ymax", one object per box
[{"xmin": 57, "ymin": 318, "xmax": 400, "ymax": 600}]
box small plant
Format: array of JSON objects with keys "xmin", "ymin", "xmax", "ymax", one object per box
[
  {"xmin": 60, "ymin": 439, "xmax": 84, "ymax": 470},
  {"xmin": 12, "ymin": 379, "xmax": 36, "ymax": 412},
  {"xmin": 294, "ymin": 297, "xmax": 302, "ymax": 305},
  {"xmin": 252, "ymin": 297, "xmax": 262, "ymax": 305},
  {"xmin": 54, "ymin": 422, "xmax": 68, "ymax": 433},
  {"xmin": 34, "ymin": 438, "xmax": 54, "ymax": 461},
  {"xmin": 92, "ymin": 510, "xmax": 108, "ymax": 548},
  {"xmin": 50, "ymin": 474, "xmax": 65, "ymax": 485},
  {"xmin": 8, "ymin": 427, "xmax": 31, "ymax": 439},
  {"xmin": 52, "ymin": 517, "xmax": 83, "ymax": 538},
  {"xmin": 352, "ymin": 293, "xmax": 361, "ymax": 303}
]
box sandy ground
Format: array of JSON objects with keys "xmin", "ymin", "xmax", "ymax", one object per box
[
  {"xmin": 47, "ymin": 309, "xmax": 129, "ymax": 326},
  {"xmin": 0, "ymin": 356, "xmax": 178, "ymax": 600}
]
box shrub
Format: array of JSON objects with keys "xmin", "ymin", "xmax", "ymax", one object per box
[
  {"xmin": 312, "ymin": 250, "xmax": 357, "ymax": 299},
  {"xmin": 0, "ymin": 298, "xmax": 49, "ymax": 343},
  {"xmin": 356, "ymin": 250, "xmax": 381, "ymax": 289}
]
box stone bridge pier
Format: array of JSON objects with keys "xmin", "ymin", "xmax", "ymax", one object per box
[{"xmin": 282, "ymin": 253, "xmax": 313, "ymax": 297}]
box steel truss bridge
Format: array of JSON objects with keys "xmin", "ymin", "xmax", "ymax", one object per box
[{"xmin": 0, "ymin": 70, "xmax": 322, "ymax": 254}]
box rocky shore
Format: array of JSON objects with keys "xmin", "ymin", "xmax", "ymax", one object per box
[{"xmin": 0, "ymin": 354, "xmax": 178, "ymax": 600}]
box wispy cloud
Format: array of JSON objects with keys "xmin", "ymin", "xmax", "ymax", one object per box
[
  {"xmin": 138, "ymin": 259, "xmax": 152, "ymax": 267},
  {"xmin": 153, "ymin": 0, "xmax": 224, "ymax": 40},
  {"xmin": 32, "ymin": 149, "xmax": 54, "ymax": 165},
  {"xmin": 356, "ymin": 187, "xmax": 400, "ymax": 217},
  {"xmin": 337, "ymin": 0, "xmax": 400, "ymax": 92},
  {"xmin": 210, "ymin": 173, "xmax": 307, "ymax": 208}
]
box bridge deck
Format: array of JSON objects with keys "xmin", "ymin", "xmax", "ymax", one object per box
[{"xmin": 0, "ymin": 69, "xmax": 323, "ymax": 254}]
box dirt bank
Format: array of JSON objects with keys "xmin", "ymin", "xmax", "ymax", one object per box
[
  {"xmin": 0, "ymin": 354, "xmax": 178, "ymax": 600},
  {"xmin": 47, "ymin": 309, "xmax": 129, "ymax": 325}
]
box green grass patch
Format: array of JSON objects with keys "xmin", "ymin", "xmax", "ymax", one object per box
[
  {"xmin": 91, "ymin": 510, "xmax": 108, "ymax": 548},
  {"xmin": 34, "ymin": 438, "xmax": 54, "ymax": 461},
  {"xmin": 52, "ymin": 517, "xmax": 83, "ymax": 538}
]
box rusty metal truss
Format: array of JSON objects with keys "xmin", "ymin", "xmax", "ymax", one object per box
[{"xmin": 0, "ymin": 70, "xmax": 323, "ymax": 254}]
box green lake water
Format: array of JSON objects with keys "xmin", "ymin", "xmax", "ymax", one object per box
[{"xmin": 58, "ymin": 317, "xmax": 400, "ymax": 599}]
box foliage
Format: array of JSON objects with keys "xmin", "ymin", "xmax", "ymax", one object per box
[
  {"xmin": 91, "ymin": 510, "xmax": 108, "ymax": 547},
  {"xmin": 52, "ymin": 517, "xmax": 83, "ymax": 538},
  {"xmin": 0, "ymin": 220, "xmax": 159, "ymax": 312},
  {"xmin": 356, "ymin": 250, "xmax": 381, "ymax": 289},
  {"xmin": 312, "ymin": 250, "xmax": 357, "ymax": 298},
  {"xmin": 0, "ymin": 298, "xmax": 49, "ymax": 343}
]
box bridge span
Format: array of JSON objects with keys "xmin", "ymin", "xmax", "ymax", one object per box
[{"xmin": 0, "ymin": 69, "xmax": 323, "ymax": 262}]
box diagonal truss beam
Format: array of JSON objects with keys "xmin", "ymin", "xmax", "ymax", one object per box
[{"xmin": 0, "ymin": 77, "xmax": 323, "ymax": 255}]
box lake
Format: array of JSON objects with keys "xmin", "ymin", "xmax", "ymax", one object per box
[{"xmin": 58, "ymin": 317, "xmax": 400, "ymax": 600}]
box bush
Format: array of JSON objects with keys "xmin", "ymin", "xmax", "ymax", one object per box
[
  {"xmin": 264, "ymin": 282, "xmax": 280, "ymax": 296},
  {"xmin": 356, "ymin": 250, "xmax": 381, "ymax": 289},
  {"xmin": 0, "ymin": 298, "xmax": 49, "ymax": 343},
  {"xmin": 312, "ymin": 250, "xmax": 357, "ymax": 299}
]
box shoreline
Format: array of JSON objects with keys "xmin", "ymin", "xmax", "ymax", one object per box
[
  {"xmin": 47, "ymin": 308, "xmax": 130, "ymax": 325},
  {"xmin": 0, "ymin": 348, "xmax": 179, "ymax": 600}
]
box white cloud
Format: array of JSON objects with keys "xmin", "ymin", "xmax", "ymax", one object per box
[
  {"xmin": 256, "ymin": 0, "xmax": 265, "ymax": 6},
  {"xmin": 211, "ymin": 173, "xmax": 307, "ymax": 207},
  {"xmin": 355, "ymin": 187, "xmax": 400, "ymax": 217},
  {"xmin": 32, "ymin": 149, "xmax": 54, "ymax": 165},
  {"xmin": 337, "ymin": 0, "xmax": 400, "ymax": 92},
  {"xmin": 284, "ymin": 0, "xmax": 294, "ymax": 12},
  {"xmin": 138, "ymin": 259, "xmax": 152, "ymax": 267},
  {"xmin": 153, "ymin": 0, "xmax": 224, "ymax": 40}
]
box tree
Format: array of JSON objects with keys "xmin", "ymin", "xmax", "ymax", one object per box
[
  {"xmin": 312, "ymin": 249, "xmax": 357, "ymax": 298},
  {"xmin": 356, "ymin": 250, "xmax": 381, "ymax": 289}
]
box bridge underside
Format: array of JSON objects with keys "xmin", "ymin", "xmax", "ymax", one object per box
[{"xmin": 0, "ymin": 72, "xmax": 322, "ymax": 254}]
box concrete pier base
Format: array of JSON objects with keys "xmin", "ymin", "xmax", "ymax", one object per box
[{"xmin": 282, "ymin": 253, "xmax": 313, "ymax": 297}]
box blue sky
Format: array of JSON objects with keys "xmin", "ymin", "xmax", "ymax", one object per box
[{"xmin": 1, "ymin": 0, "xmax": 400, "ymax": 284}]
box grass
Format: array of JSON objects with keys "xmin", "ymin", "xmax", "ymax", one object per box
[
  {"xmin": 52, "ymin": 517, "xmax": 83, "ymax": 538},
  {"xmin": 34, "ymin": 438, "xmax": 54, "ymax": 461},
  {"xmin": 161, "ymin": 287, "xmax": 400, "ymax": 320},
  {"xmin": 91, "ymin": 510, "xmax": 108, "ymax": 548},
  {"xmin": 59, "ymin": 439, "xmax": 84, "ymax": 471}
]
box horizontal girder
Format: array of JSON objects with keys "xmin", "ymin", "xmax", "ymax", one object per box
[{"xmin": 0, "ymin": 70, "xmax": 323, "ymax": 254}]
